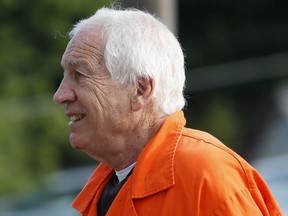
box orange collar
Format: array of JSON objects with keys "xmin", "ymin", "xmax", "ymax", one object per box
[{"xmin": 72, "ymin": 111, "xmax": 186, "ymax": 212}]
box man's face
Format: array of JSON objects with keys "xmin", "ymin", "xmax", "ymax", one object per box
[{"xmin": 53, "ymin": 31, "xmax": 133, "ymax": 159}]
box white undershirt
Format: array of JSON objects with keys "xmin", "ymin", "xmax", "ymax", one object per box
[{"xmin": 115, "ymin": 162, "xmax": 136, "ymax": 182}]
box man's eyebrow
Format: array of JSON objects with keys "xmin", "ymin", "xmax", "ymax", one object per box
[{"xmin": 62, "ymin": 59, "xmax": 88, "ymax": 68}]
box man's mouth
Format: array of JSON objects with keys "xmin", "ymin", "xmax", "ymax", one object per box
[{"xmin": 70, "ymin": 114, "xmax": 86, "ymax": 122}]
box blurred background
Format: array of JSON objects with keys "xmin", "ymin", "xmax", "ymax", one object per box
[{"xmin": 0, "ymin": 0, "xmax": 287, "ymax": 215}]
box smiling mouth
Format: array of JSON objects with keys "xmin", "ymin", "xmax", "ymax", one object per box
[{"xmin": 70, "ymin": 114, "xmax": 86, "ymax": 122}]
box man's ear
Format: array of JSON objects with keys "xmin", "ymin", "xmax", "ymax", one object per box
[{"xmin": 131, "ymin": 77, "xmax": 154, "ymax": 111}]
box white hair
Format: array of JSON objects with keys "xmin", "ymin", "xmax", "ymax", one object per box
[{"xmin": 70, "ymin": 7, "xmax": 186, "ymax": 115}]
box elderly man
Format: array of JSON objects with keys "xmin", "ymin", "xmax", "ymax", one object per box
[{"xmin": 53, "ymin": 7, "xmax": 283, "ymax": 216}]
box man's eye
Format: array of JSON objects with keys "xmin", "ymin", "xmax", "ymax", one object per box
[
  {"xmin": 73, "ymin": 71, "xmax": 84, "ymax": 81},
  {"xmin": 72, "ymin": 70, "xmax": 90, "ymax": 82}
]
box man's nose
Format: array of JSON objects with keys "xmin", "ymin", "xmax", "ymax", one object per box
[{"xmin": 53, "ymin": 77, "xmax": 76, "ymax": 105}]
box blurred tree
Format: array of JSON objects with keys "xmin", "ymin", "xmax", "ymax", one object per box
[{"xmin": 0, "ymin": 0, "xmax": 110, "ymax": 195}]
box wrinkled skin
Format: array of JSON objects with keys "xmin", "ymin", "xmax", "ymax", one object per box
[
  {"xmin": 53, "ymin": 29, "xmax": 165, "ymax": 170},
  {"xmin": 54, "ymin": 31, "xmax": 136, "ymax": 165}
]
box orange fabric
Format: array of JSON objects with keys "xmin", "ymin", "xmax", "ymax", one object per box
[{"xmin": 72, "ymin": 111, "xmax": 283, "ymax": 215}]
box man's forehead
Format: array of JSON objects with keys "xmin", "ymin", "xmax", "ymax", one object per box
[
  {"xmin": 71, "ymin": 28, "xmax": 103, "ymax": 45},
  {"xmin": 61, "ymin": 33, "xmax": 104, "ymax": 68}
]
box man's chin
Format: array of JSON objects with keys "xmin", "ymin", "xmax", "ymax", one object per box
[
  {"xmin": 69, "ymin": 134, "xmax": 88, "ymax": 150},
  {"xmin": 70, "ymin": 142, "xmax": 84, "ymax": 150}
]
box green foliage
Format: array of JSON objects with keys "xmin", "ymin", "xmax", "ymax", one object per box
[
  {"xmin": 201, "ymin": 95, "xmax": 242, "ymax": 152},
  {"xmin": 0, "ymin": 0, "xmax": 111, "ymax": 195},
  {"xmin": 0, "ymin": 95, "xmax": 69, "ymax": 195}
]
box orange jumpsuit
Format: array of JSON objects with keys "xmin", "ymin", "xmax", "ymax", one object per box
[{"xmin": 72, "ymin": 111, "xmax": 283, "ymax": 215}]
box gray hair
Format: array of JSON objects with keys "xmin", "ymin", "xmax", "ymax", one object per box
[{"xmin": 70, "ymin": 7, "xmax": 186, "ymax": 115}]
